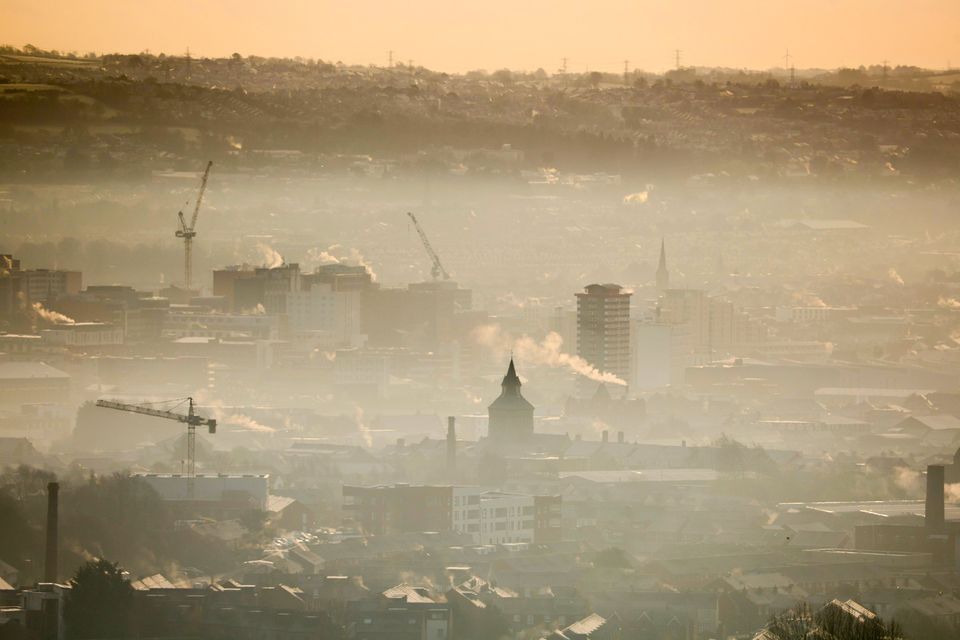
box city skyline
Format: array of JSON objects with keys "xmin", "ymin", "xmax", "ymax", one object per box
[{"xmin": 3, "ymin": 0, "xmax": 960, "ymax": 73}]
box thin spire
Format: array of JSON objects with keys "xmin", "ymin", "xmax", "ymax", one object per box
[
  {"xmin": 502, "ymin": 358, "xmax": 521, "ymax": 391},
  {"xmin": 656, "ymin": 238, "xmax": 669, "ymax": 290}
]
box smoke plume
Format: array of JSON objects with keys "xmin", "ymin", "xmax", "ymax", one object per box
[
  {"xmin": 472, "ymin": 323, "xmax": 626, "ymax": 386},
  {"xmin": 887, "ymin": 268, "xmax": 904, "ymax": 286},
  {"xmin": 353, "ymin": 405, "xmax": 373, "ymax": 448},
  {"xmin": 30, "ymin": 301, "xmax": 76, "ymax": 325},
  {"xmin": 256, "ymin": 242, "xmax": 285, "ymax": 269}
]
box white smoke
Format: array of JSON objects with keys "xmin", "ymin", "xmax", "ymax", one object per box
[
  {"xmin": 893, "ymin": 466, "xmax": 922, "ymax": 494},
  {"xmin": 346, "ymin": 248, "xmax": 378, "ymax": 282},
  {"xmin": 306, "ymin": 249, "xmax": 341, "ymax": 267},
  {"xmin": 30, "ymin": 300, "xmax": 75, "ymax": 325},
  {"xmin": 353, "ymin": 405, "xmax": 373, "ymax": 448},
  {"xmin": 937, "ymin": 296, "xmax": 960, "ymax": 310},
  {"xmin": 887, "ymin": 268, "xmax": 904, "ymax": 286},
  {"xmin": 472, "ymin": 323, "xmax": 626, "ymax": 386},
  {"xmin": 194, "ymin": 389, "xmax": 276, "ymax": 433},
  {"xmin": 948, "ymin": 483, "xmax": 960, "ymax": 503},
  {"xmin": 792, "ymin": 291, "xmax": 827, "ymax": 308},
  {"xmin": 240, "ymin": 303, "xmax": 266, "ymax": 315},
  {"xmin": 223, "ymin": 413, "xmax": 276, "ymax": 433},
  {"xmin": 303, "ymin": 245, "xmax": 378, "ymax": 282},
  {"xmin": 256, "ymin": 242, "xmax": 285, "ymax": 269},
  {"xmin": 622, "ymin": 191, "xmax": 648, "ymax": 205}
]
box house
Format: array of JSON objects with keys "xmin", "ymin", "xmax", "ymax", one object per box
[
  {"xmin": 267, "ymin": 494, "xmax": 315, "ymax": 531},
  {"xmin": 347, "ymin": 584, "xmax": 451, "ymax": 640},
  {"xmin": 542, "ymin": 613, "xmax": 619, "ymax": 640}
]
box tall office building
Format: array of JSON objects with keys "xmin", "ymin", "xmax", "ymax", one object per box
[{"xmin": 576, "ymin": 284, "xmax": 632, "ymax": 385}]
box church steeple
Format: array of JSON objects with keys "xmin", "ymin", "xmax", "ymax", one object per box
[
  {"xmin": 502, "ymin": 358, "xmax": 522, "ymax": 394},
  {"xmin": 656, "ymin": 238, "xmax": 669, "ymax": 290},
  {"xmin": 488, "ymin": 358, "xmax": 534, "ymax": 446}
]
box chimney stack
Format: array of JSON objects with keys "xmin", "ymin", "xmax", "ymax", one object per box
[
  {"xmin": 44, "ymin": 482, "xmax": 59, "ymax": 583},
  {"xmin": 926, "ymin": 465, "xmax": 945, "ymax": 530},
  {"xmin": 601, "ymin": 430, "xmax": 609, "ymax": 443},
  {"xmin": 617, "ymin": 431, "xmax": 624, "ymax": 444},
  {"xmin": 447, "ymin": 416, "xmax": 456, "ymax": 476}
]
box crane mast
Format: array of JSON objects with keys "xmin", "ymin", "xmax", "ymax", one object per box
[
  {"xmin": 175, "ymin": 161, "xmax": 213, "ymax": 290},
  {"xmin": 406, "ymin": 211, "xmax": 450, "ymax": 280},
  {"xmin": 96, "ymin": 398, "xmax": 216, "ymax": 500}
]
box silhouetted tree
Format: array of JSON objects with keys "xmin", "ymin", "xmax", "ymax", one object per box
[
  {"xmin": 64, "ymin": 559, "xmax": 133, "ymax": 639},
  {"xmin": 763, "ymin": 601, "xmax": 904, "ymax": 640}
]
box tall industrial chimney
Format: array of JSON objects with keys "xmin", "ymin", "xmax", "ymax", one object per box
[
  {"xmin": 447, "ymin": 416, "xmax": 456, "ymax": 476},
  {"xmin": 926, "ymin": 465, "xmax": 945, "ymax": 530},
  {"xmin": 44, "ymin": 481, "xmax": 59, "ymax": 583}
]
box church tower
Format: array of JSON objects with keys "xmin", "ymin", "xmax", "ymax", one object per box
[
  {"xmin": 487, "ymin": 359, "xmax": 534, "ymax": 446},
  {"xmin": 656, "ymin": 239, "xmax": 669, "ymax": 290}
]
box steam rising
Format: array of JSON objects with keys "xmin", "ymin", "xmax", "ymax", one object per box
[
  {"xmin": 256, "ymin": 242, "xmax": 285, "ymax": 269},
  {"xmin": 472, "ymin": 323, "xmax": 626, "ymax": 386},
  {"xmin": 353, "ymin": 405, "xmax": 373, "ymax": 448},
  {"xmin": 304, "ymin": 245, "xmax": 379, "ymax": 282},
  {"xmin": 31, "ymin": 301, "xmax": 76, "ymax": 325}
]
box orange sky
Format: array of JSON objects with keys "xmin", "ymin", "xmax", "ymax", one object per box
[{"xmin": 3, "ymin": 0, "xmax": 959, "ymax": 73}]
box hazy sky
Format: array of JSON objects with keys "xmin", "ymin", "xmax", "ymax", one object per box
[{"xmin": 3, "ymin": 0, "xmax": 960, "ymax": 73}]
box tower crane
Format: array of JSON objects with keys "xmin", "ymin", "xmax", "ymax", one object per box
[
  {"xmin": 95, "ymin": 398, "xmax": 216, "ymax": 500},
  {"xmin": 175, "ymin": 161, "xmax": 213, "ymax": 290},
  {"xmin": 406, "ymin": 211, "xmax": 450, "ymax": 280}
]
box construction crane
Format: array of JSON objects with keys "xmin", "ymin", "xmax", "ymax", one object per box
[
  {"xmin": 175, "ymin": 160, "xmax": 213, "ymax": 290},
  {"xmin": 95, "ymin": 398, "xmax": 216, "ymax": 499},
  {"xmin": 406, "ymin": 211, "xmax": 450, "ymax": 280}
]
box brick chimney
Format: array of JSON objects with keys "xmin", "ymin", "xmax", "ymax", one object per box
[
  {"xmin": 926, "ymin": 465, "xmax": 945, "ymax": 530},
  {"xmin": 44, "ymin": 482, "xmax": 59, "ymax": 583},
  {"xmin": 447, "ymin": 416, "xmax": 456, "ymax": 475}
]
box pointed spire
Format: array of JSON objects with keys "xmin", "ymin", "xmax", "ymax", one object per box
[
  {"xmin": 502, "ymin": 358, "xmax": 521, "ymax": 393},
  {"xmin": 656, "ymin": 238, "xmax": 669, "ymax": 290}
]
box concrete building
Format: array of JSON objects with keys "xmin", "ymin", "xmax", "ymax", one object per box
[
  {"xmin": 213, "ymin": 264, "xmax": 258, "ymax": 311},
  {"xmin": 19, "ymin": 269, "xmax": 82, "ymax": 304},
  {"xmin": 302, "ymin": 263, "xmax": 376, "ymax": 293},
  {"xmin": 40, "ymin": 322, "xmax": 124, "ymax": 347},
  {"xmin": 631, "ymin": 321, "xmax": 692, "ymax": 389},
  {"xmin": 452, "ymin": 488, "xmax": 561, "ymax": 545},
  {"xmin": 162, "ymin": 310, "xmax": 275, "ymax": 340},
  {"xmin": 342, "ymin": 484, "xmax": 561, "ymax": 543},
  {"xmin": 576, "ymin": 284, "xmax": 631, "ymax": 385},
  {"xmin": 285, "ymin": 284, "xmax": 363, "ymax": 345},
  {"xmin": 342, "ymin": 484, "xmax": 453, "ymax": 536},
  {"xmin": 132, "ymin": 473, "xmax": 269, "ymax": 510}
]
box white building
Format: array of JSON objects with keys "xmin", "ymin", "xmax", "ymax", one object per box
[
  {"xmin": 40, "ymin": 322, "xmax": 123, "ymax": 347},
  {"xmin": 452, "ymin": 487, "xmax": 538, "ymax": 545},
  {"xmin": 285, "ymin": 285, "xmax": 362, "ymax": 346},
  {"xmin": 631, "ymin": 321, "xmax": 692, "ymax": 389},
  {"xmin": 163, "ymin": 311, "xmax": 275, "ymax": 340}
]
